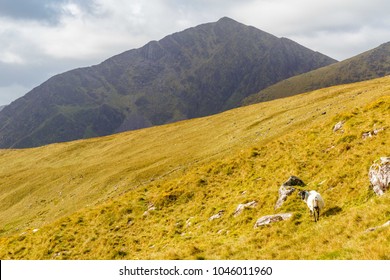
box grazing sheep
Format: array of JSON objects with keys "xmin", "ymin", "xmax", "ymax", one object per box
[{"xmin": 298, "ymin": 190, "xmax": 324, "ymax": 222}]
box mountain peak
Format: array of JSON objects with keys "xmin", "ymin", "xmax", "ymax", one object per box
[
  {"xmin": 216, "ymin": 16, "xmax": 238, "ymax": 23},
  {"xmin": 214, "ymin": 16, "xmax": 249, "ymax": 30}
]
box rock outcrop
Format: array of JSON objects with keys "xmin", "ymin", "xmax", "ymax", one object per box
[
  {"xmin": 362, "ymin": 127, "xmax": 385, "ymax": 139},
  {"xmin": 369, "ymin": 157, "xmax": 390, "ymax": 196},
  {"xmin": 209, "ymin": 210, "xmax": 225, "ymax": 221},
  {"xmin": 254, "ymin": 213, "xmax": 293, "ymax": 228},
  {"xmin": 233, "ymin": 201, "xmax": 258, "ymax": 217},
  {"xmin": 274, "ymin": 176, "xmax": 305, "ymax": 210}
]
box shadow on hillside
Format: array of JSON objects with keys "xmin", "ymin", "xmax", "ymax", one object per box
[{"xmin": 323, "ymin": 206, "xmax": 342, "ymax": 217}]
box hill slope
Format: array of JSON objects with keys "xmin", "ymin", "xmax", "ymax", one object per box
[
  {"xmin": 243, "ymin": 41, "xmax": 390, "ymax": 105},
  {"xmin": 0, "ymin": 17, "xmax": 336, "ymax": 149},
  {"xmin": 0, "ymin": 76, "xmax": 389, "ymax": 259}
]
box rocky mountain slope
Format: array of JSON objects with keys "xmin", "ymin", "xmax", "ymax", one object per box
[
  {"xmin": 243, "ymin": 41, "xmax": 390, "ymax": 105},
  {"xmin": 0, "ymin": 17, "xmax": 336, "ymax": 148},
  {"xmin": 0, "ymin": 76, "xmax": 388, "ymax": 259}
]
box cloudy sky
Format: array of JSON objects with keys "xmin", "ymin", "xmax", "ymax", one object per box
[{"xmin": 1, "ymin": 0, "xmax": 390, "ymax": 105}]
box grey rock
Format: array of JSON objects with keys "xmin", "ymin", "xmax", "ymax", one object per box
[
  {"xmin": 274, "ymin": 176, "xmax": 304, "ymax": 210},
  {"xmin": 333, "ymin": 120, "xmax": 345, "ymax": 132},
  {"xmin": 283, "ymin": 175, "xmax": 305, "ymax": 187},
  {"xmin": 254, "ymin": 213, "xmax": 293, "ymax": 228},
  {"xmin": 209, "ymin": 210, "xmax": 225, "ymax": 221},
  {"xmin": 233, "ymin": 201, "xmax": 258, "ymax": 217},
  {"xmin": 369, "ymin": 157, "xmax": 390, "ymax": 196},
  {"xmin": 275, "ymin": 186, "xmax": 296, "ymax": 210}
]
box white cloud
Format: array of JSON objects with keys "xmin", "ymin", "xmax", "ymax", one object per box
[
  {"xmin": 0, "ymin": 51, "xmax": 25, "ymax": 64},
  {"xmin": 230, "ymin": 0, "xmax": 390, "ymax": 59}
]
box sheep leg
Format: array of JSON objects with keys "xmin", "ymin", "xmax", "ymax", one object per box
[{"xmin": 313, "ymin": 206, "xmax": 319, "ymax": 222}]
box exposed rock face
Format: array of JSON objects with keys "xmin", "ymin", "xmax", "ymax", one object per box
[
  {"xmin": 369, "ymin": 157, "xmax": 390, "ymax": 196},
  {"xmin": 274, "ymin": 176, "xmax": 305, "ymax": 210},
  {"xmin": 233, "ymin": 201, "xmax": 258, "ymax": 217},
  {"xmin": 254, "ymin": 213, "xmax": 292, "ymax": 228}
]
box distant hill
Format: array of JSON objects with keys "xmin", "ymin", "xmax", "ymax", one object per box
[
  {"xmin": 0, "ymin": 17, "xmax": 336, "ymax": 148},
  {"xmin": 0, "ymin": 105, "xmax": 5, "ymax": 112},
  {"xmin": 243, "ymin": 41, "xmax": 390, "ymax": 105}
]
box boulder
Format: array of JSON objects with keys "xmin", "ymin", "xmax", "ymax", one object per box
[
  {"xmin": 283, "ymin": 175, "xmax": 305, "ymax": 187},
  {"xmin": 233, "ymin": 201, "xmax": 258, "ymax": 217},
  {"xmin": 275, "ymin": 186, "xmax": 295, "ymax": 210},
  {"xmin": 254, "ymin": 213, "xmax": 292, "ymax": 228},
  {"xmin": 274, "ymin": 176, "xmax": 305, "ymax": 210},
  {"xmin": 369, "ymin": 157, "xmax": 390, "ymax": 196}
]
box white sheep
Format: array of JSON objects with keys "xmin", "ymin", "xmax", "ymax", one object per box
[{"xmin": 298, "ymin": 190, "xmax": 325, "ymax": 222}]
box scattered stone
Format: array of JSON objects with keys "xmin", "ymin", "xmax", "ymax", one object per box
[
  {"xmin": 143, "ymin": 202, "xmax": 156, "ymax": 216},
  {"xmin": 127, "ymin": 218, "xmax": 134, "ymax": 226},
  {"xmin": 254, "ymin": 213, "xmax": 293, "ymax": 228},
  {"xmin": 274, "ymin": 176, "xmax": 304, "ymax": 210},
  {"xmin": 362, "ymin": 127, "xmax": 385, "ymax": 139},
  {"xmin": 185, "ymin": 217, "xmax": 194, "ymax": 228},
  {"xmin": 32, "ymin": 228, "xmax": 39, "ymax": 233},
  {"xmin": 369, "ymin": 157, "xmax": 390, "ymax": 196},
  {"xmin": 365, "ymin": 220, "xmax": 390, "ymax": 232},
  {"xmin": 233, "ymin": 201, "xmax": 258, "ymax": 217},
  {"xmin": 333, "ymin": 120, "xmax": 345, "ymax": 133},
  {"xmin": 324, "ymin": 145, "xmax": 335, "ymax": 152},
  {"xmin": 208, "ymin": 210, "xmax": 225, "ymax": 221}
]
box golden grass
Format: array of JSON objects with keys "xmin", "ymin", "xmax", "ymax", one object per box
[{"xmin": 0, "ymin": 76, "xmax": 389, "ymax": 259}]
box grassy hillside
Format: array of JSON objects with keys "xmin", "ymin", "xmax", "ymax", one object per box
[
  {"xmin": 243, "ymin": 41, "xmax": 390, "ymax": 105},
  {"xmin": 0, "ymin": 77, "xmax": 389, "ymax": 259}
]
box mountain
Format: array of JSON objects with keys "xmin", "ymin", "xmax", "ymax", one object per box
[
  {"xmin": 0, "ymin": 17, "xmax": 336, "ymax": 149},
  {"xmin": 0, "ymin": 76, "xmax": 389, "ymax": 259},
  {"xmin": 243, "ymin": 41, "xmax": 390, "ymax": 105},
  {"xmin": 0, "ymin": 105, "xmax": 5, "ymax": 112}
]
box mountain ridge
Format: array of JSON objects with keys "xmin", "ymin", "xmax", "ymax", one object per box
[
  {"xmin": 0, "ymin": 17, "xmax": 336, "ymax": 148},
  {"xmin": 243, "ymin": 41, "xmax": 390, "ymax": 105}
]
